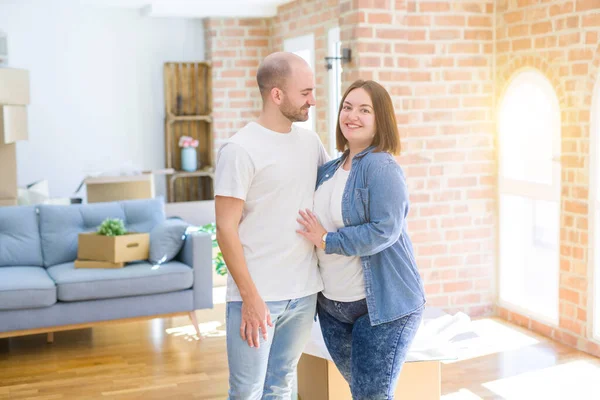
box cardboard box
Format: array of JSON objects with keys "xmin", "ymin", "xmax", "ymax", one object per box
[
  {"xmin": 74, "ymin": 259, "xmax": 125, "ymax": 269},
  {"xmin": 0, "ymin": 197, "xmax": 16, "ymax": 207},
  {"xmin": 297, "ymin": 355, "xmax": 441, "ymax": 400},
  {"xmin": 85, "ymin": 174, "xmax": 155, "ymax": 204},
  {"xmin": 77, "ymin": 232, "xmax": 150, "ymax": 263},
  {"xmin": 0, "ymin": 142, "xmax": 17, "ymax": 198},
  {"xmin": 0, "ymin": 68, "xmax": 30, "ymax": 105},
  {"xmin": 0, "ymin": 105, "xmax": 28, "ymax": 143}
]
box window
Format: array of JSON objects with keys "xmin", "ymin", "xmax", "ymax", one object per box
[
  {"xmin": 327, "ymin": 27, "xmax": 342, "ymax": 157},
  {"xmin": 591, "ymin": 77, "xmax": 600, "ymax": 340},
  {"xmin": 283, "ymin": 34, "xmax": 315, "ymax": 132},
  {"xmin": 498, "ymin": 69, "xmax": 561, "ymax": 325}
]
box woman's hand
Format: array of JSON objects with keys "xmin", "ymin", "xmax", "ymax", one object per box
[{"xmin": 296, "ymin": 209, "xmax": 327, "ymax": 248}]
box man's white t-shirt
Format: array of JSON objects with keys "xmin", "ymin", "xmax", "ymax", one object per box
[{"xmin": 214, "ymin": 122, "xmax": 329, "ymax": 302}]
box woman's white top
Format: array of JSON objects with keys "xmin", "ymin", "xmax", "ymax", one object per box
[{"xmin": 314, "ymin": 165, "xmax": 366, "ymax": 302}]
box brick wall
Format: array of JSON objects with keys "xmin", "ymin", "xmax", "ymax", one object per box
[
  {"xmin": 204, "ymin": 18, "xmax": 271, "ymax": 154},
  {"xmin": 495, "ymin": 0, "xmax": 600, "ymax": 358},
  {"xmin": 270, "ymin": 0, "xmax": 340, "ymax": 148},
  {"xmin": 339, "ymin": 0, "xmax": 497, "ymax": 316}
]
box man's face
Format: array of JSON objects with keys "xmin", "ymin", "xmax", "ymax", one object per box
[{"xmin": 279, "ymin": 64, "xmax": 316, "ymax": 123}]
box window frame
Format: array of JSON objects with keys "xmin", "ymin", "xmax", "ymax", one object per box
[
  {"xmin": 283, "ymin": 33, "xmax": 316, "ymax": 133},
  {"xmin": 497, "ymin": 68, "xmax": 562, "ymax": 327}
]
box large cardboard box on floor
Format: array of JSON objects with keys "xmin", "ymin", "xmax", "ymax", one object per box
[
  {"xmin": 0, "ymin": 105, "xmax": 28, "ymax": 143},
  {"xmin": 0, "ymin": 142, "xmax": 17, "ymax": 199},
  {"xmin": 0, "ymin": 68, "xmax": 30, "ymax": 105},
  {"xmin": 77, "ymin": 232, "xmax": 150, "ymax": 263}
]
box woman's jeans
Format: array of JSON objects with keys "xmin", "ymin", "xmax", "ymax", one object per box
[{"xmin": 317, "ymin": 293, "xmax": 423, "ymax": 400}]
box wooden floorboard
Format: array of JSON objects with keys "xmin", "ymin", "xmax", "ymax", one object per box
[{"xmin": 1, "ymin": 296, "xmax": 599, "ymax": 399}]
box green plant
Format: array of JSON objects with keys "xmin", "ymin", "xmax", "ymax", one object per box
[
  {"xmin": 196, "ymin": 223, "xmax": 227, "ymax": 276},
  {"xmin": 97, "ymin": 218, "xmax": 127, "ymax": 236}
]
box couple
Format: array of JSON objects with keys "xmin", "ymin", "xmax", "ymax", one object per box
[{"xmin": 214, "ymin": 52, "xmax": 426, "ymax": 400}]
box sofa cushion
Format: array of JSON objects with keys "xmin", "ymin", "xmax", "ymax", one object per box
[
  {"xmin": 47, "ymin": 260, "xmax": 193, "ymax": 302},
  {"xmin": 148, "ymin": 218, "xmax": 191, "ymax": 265},
  {"xmin": 0, "ymin": 205, "xmax": 44, "ymax": 267},
  {"xmin": 0, "ymin": 266, "xmax": 57, "ymax": 310},
  {"xmin": 39, "ymin": 197, "xmax": 165, "ymax": 267}
]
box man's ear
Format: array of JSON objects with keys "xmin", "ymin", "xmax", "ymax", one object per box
[{"xmin": 271, "ymin": 87, "xmax": 283, "ymax": 105}]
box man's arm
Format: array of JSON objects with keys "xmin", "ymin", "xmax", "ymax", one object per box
[{"xmin": 215, "ymin": 195, "xmax": 273, "ymax": 348}]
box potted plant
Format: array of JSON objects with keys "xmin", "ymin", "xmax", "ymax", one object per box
[{"xmin": 196, "ymin": 223, "xmax": 228, "ymax": 287}]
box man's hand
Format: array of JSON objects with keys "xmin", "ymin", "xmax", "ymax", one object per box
[{"xmin": 240, "ymin": 293, "xmax": 273, "ymax": 348}]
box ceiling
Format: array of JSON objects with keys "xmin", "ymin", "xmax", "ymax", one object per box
[{"xmin": 76, "ymin": 0, "xmax": 293, "ymax": 18}]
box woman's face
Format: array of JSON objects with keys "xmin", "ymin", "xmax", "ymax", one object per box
[{"xmin": 339, "ymin": 87, "xmax": 376, "ymax": 149}]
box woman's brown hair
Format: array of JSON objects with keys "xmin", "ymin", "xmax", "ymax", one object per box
[{"xmin": 335, "ymin": 80, "xmax": 401, "ymax": 155}]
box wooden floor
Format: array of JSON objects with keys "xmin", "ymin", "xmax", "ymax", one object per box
[{"xmin": 1, "ymin": 295, "xmax": 600, "ymax": 399}]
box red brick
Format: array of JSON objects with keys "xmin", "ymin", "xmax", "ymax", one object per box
[
  {"xmin": 464, "ymin": 29, "xmax": 493, "ymax": 41},
  {"xmin": 532, "ymin": 21, "xmax": 552, "ymax": 35},
  {"xmin": 434, "ymin": 16, "xmax": 465, "ymax": 26},
  {"xmin": 508, "ymin": 24, "xmax": 529, "ymax": 37},
  {"xmin": 576, "ymin": 0, "xmax": 599, "ymax": 11},
  {"xmin": 560, "ymin": 288, "xmax": 580, "ymax": 304},
  {"xmin": 582, "ymin": 14, "xmax": 600, "ymax": 27},
  {"xmin": 468, "ymin": 16, "xmax": 492, "ymax": 28},
  {"xmin": 429, "ymin": 29, "xmax": 462, "ymax": 40},
  {"xmin": 512, "ymin": 38, "xmax": 532, "ymax": 51},
  {"xmin": 549, "ymin": 2, "xmax": 574, "ymax": 16},
  {"xmin": 568, "ymin": 48, "xmax": 593, "ymax": 61},
  {"xmin": 504, "ymin": 11, "xmax": 523, "ymax": 24},
  {"xmin": 367, "ymin": 12, "xmax": 393, "ymax": 24},
  {"xmin": 419, "ymin": 1, "xmax": 450, "ymax": 12}
]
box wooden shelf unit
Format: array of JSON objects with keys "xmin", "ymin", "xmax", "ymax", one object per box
[{"xmin": 163, "ymin": 62, "xmax": 213, "ymax": 202}]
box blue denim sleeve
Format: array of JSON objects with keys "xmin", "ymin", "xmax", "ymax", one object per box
[{"xmin": 326, "ymin": 161, "xmax": 408, "ymax": 257}]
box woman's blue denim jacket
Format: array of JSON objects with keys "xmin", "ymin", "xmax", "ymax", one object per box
[{"xmin": 318, "ymin": 146, "xmax": 426, "ymax": 326}]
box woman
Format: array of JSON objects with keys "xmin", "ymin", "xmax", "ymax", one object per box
[{"xmin": 297, "ymin": 80, "xmax": 426, "ymax": 399}]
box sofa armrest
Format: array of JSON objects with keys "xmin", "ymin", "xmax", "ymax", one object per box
[{"xmin": 177, "ymin": 231, "xmax": 213, "ymax": 310}]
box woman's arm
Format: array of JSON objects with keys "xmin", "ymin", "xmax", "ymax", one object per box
[
  {"xmin": 326, "ymin": 160, "xmax": 408, "ymax": 257},
  {"xmin": 298, "ymin": 160, "xmax": 409, "ymax": 257}
]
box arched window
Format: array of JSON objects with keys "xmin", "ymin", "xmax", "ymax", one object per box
[{"xmin": 498, "ymin": 69, "xmax": 561, "ymax": 325}]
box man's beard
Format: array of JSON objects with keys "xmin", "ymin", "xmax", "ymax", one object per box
[{"xmin": 280, "ymin": 99, "xmax": 310, "ymax": 123}]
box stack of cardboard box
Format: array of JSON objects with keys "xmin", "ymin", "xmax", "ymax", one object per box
[{"xmin": 0, "ymin": 68, "xmax": 29, "ymax": 207}]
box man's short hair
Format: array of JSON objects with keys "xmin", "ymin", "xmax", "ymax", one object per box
[{"xmin": 256, "ymin": 58, "xmax": 292, "ymax": 99}]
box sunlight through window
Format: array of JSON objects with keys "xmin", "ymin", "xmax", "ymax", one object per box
[
  {"xmin": 441, "ymin": 318, "xmax": 539, "ymax": 364},
  {"xmin": 483, "ymin": 360, "xmax": 600, "ymax": 399},
  {"xmin": 497, "ymin": 69, "xmax": 561, "ymax": 325},
  {"xmin": 441, "ymin": 389, "xmax": 484, "ymax": 400}
]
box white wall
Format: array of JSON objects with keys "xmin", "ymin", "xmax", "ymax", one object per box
[{"xmin": 0, "ymin": 0, "xmax": 204, "ymax": 198}]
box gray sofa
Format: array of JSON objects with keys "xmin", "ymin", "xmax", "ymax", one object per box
[{"xmin": 0, "ymin": 197, "xmax": 213, "ymax": 340}]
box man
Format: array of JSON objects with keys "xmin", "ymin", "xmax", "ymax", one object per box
[{"xmin": 214, "ymin": 52, "xmax": 329, "ymax": 399}]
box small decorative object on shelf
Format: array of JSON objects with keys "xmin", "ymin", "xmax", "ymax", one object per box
[{"xmin": 179, "ymin": 135, "xmax": 199, "ymax": 172}]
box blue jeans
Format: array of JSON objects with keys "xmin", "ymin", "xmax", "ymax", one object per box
[
  {"xmin": 226, "ymin": 293, "xmax": 317, "ymax": 400},
  {"xmin": 317, "ymin": 293, "xmax": 423, "ymax": 400}
]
